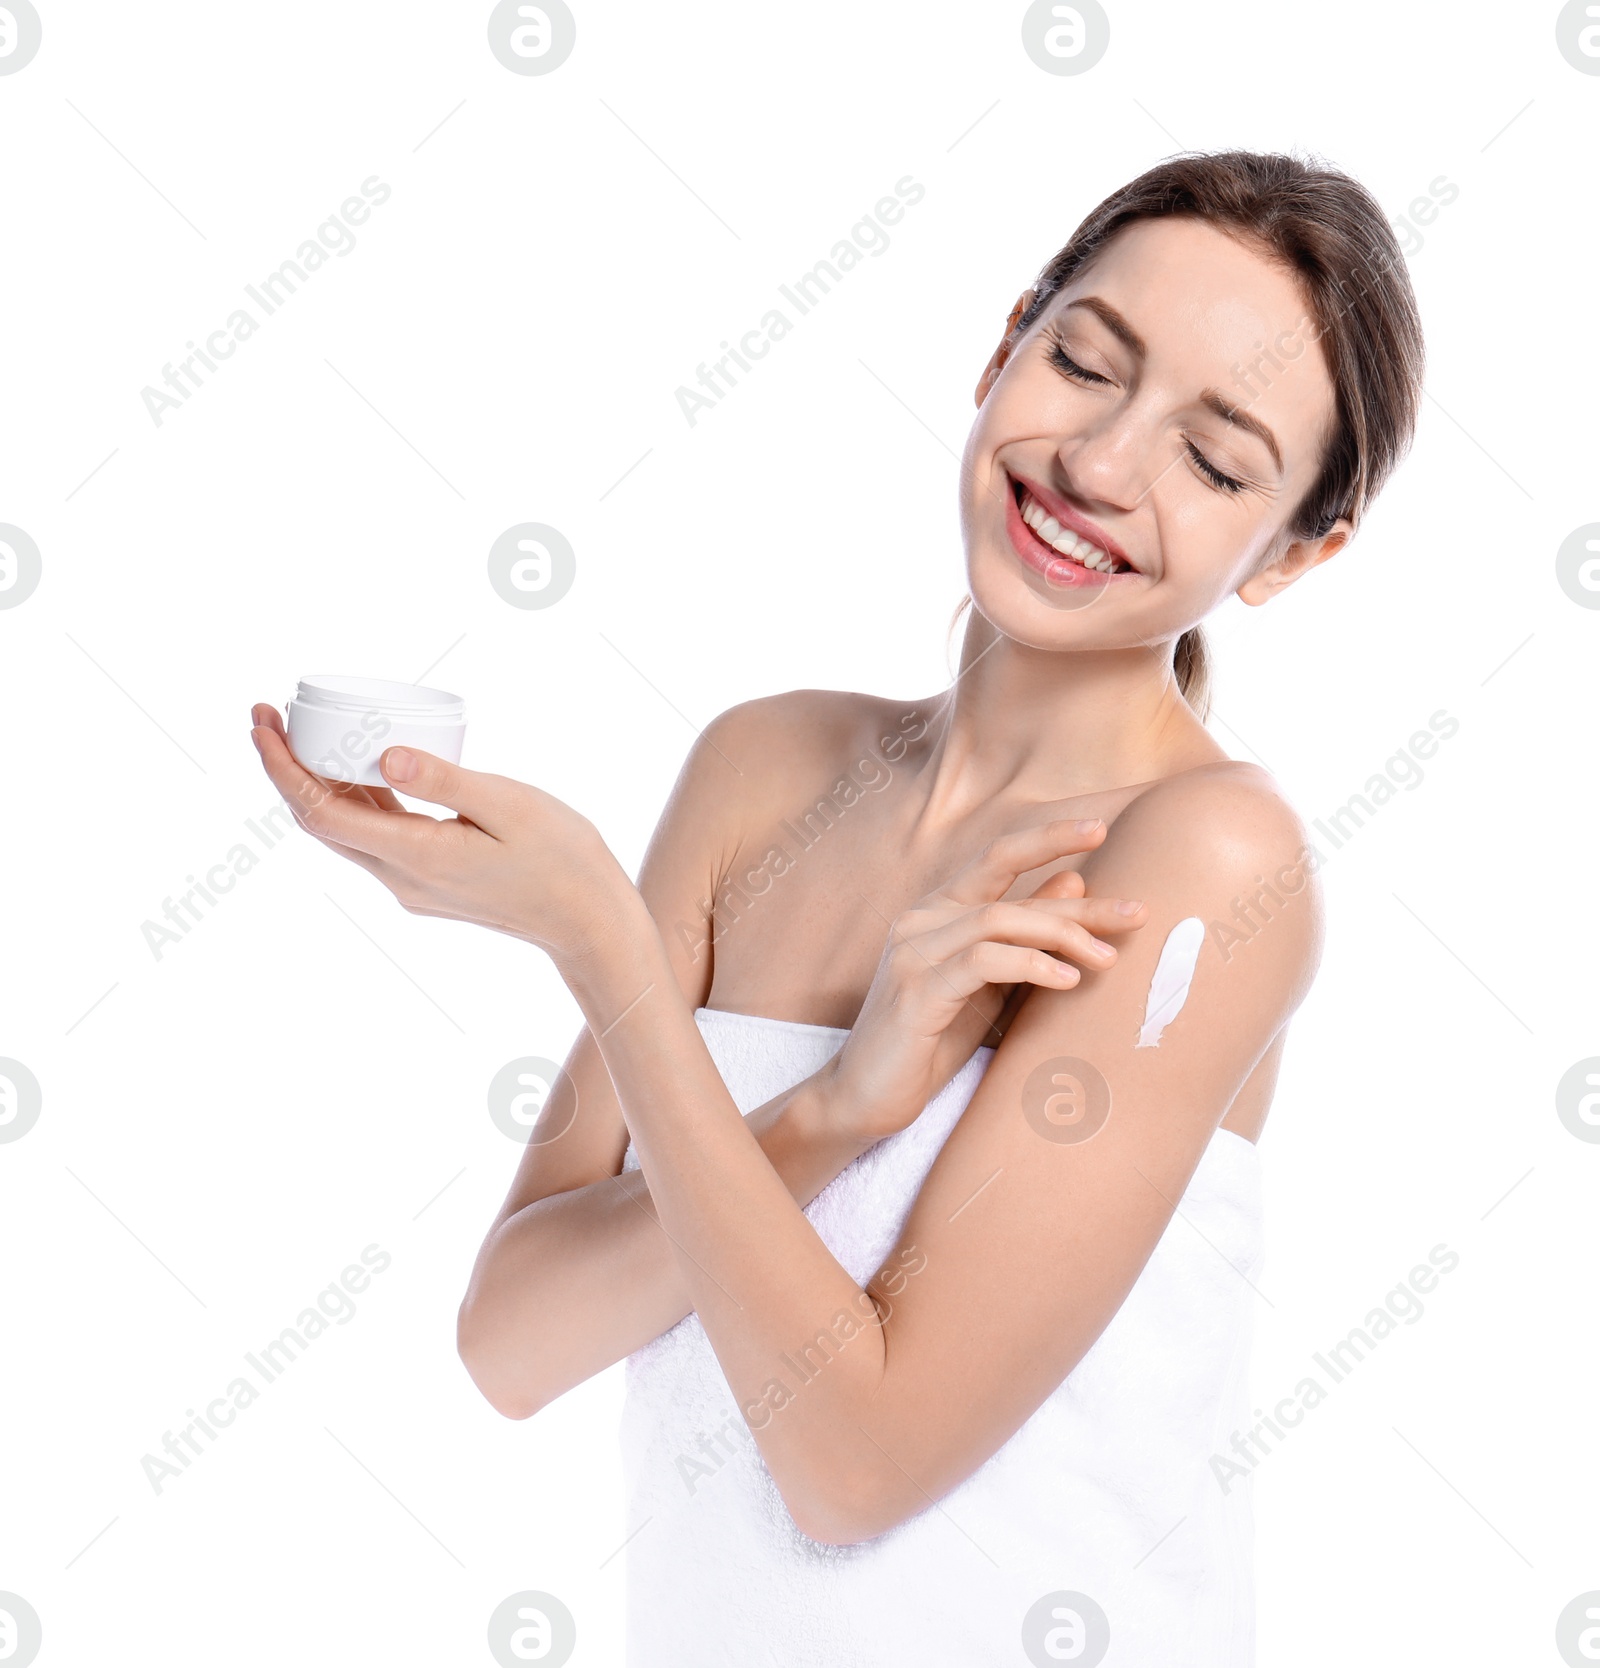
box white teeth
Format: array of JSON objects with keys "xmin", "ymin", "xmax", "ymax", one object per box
[{"xmin": 1018, "ymin": 489, "xmax": 1125, "ymax": 573}]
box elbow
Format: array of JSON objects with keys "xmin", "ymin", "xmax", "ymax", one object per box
[
  {"xmin": 803, "ymin": 1501, "xmax": 905, "ymax": 1549},
  {"xmin": 456, "ymin": 1297, "xmax": 544, "ymax": 1422},
  {"xmin": 789, "ymin": 1503, "xmax": 865, "ymax": 1548},
  {"xmin": 784, "ymin": 1467, "xmax": 904, "ymax": 1549},
  {"xmin": 794, "ymin": 1511, "xmax": 876, "ymax": 1549}
]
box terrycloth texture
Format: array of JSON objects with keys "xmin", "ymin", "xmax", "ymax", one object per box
[{"xmin": 619, "ymin": 1007, "xmax": 1263, "ymax": 1667}]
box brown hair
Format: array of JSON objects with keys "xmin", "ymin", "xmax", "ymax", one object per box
[{"xmin": 958, "ymin": 147, "xmax": 1425, "ymax": 719}]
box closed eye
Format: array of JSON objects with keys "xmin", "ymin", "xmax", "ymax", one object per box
[
  {"xmin": 1045, "ymin": 323, "xmax": 1250, "ymax": 496},
  {"xmin": 1042, "ymin": 322, "xmax": 1112, "ymax": 387},
  {"xmin": 1184, "ymin": 440, "xmax": 1247, "ymax": 495}
]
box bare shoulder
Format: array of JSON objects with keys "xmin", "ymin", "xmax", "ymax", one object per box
[
  {"xmin": 1095, "ymin": 757, "xmax": 1326, "ymax": 995},
  {"xmin": 647, "ymin": 684, "xmax": 925, "ymax": 889},
  {"xmin": 1115, "ymin": 758, "xmax": 1312, "ymax": 863},
  {"xmin": 694, "ymin": 687, "xmax": 933, "ymax": 807},
  {"xmin": 701, "ymin": 686, "xmax": 926, "ymax": 754}
]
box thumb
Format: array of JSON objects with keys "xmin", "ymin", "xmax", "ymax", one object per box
[{"xmin": 380, "ymin": 745, "xmax": 501, "ymax": 822}]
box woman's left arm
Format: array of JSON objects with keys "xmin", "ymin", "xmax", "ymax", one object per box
[{"xmin": 562, "ymin": 765, "xmax": 1324, "ymax": 1544}]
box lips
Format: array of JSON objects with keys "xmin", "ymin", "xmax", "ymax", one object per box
[{"xmin": 1003, "ymin": 473, "xmax": 1139, "ymax": 587}]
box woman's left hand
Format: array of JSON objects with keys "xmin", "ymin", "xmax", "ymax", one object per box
[{"xmin": 249, "ymin": 703, "xmax": 633, "ymax": 966}]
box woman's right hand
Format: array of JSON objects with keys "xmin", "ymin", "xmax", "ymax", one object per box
[{"xmin": 820, "ymin": 818, "xmax": 1148, "ymax": 1147}]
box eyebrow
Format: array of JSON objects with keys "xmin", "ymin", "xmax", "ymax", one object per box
[
  {"xmin": 1063, "ymin": 295, "xmax": 1285, "ymax": 476},
  {"xmin": 1199, "ymin": 388, "xmax": 1283, "ymax": 475},
  {"xmin": 1066, "ymin": 295, "xmax": 1148, "ymax": 358}
]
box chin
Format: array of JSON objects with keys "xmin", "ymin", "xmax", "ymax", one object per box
[{"xmin": 963, "ymin": 552, "xmax": 1127, "ymax": 653}]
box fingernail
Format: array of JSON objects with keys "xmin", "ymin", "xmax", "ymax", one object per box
[
  {"xmin": 249, "ymin": 728, "xmax": 262, "ymax": 753},
  {"xmin": 1092, "ymin": 937, "xmax": 1115, "ymax": 954},
  {"xmin": 384, "ymin": 747, "xmax": 418, "ymax": 782},
  {"xmin": 1074, "ymin": 818, "xmax": 1102, "ymax": 833},
  {"xmin": 1115, "ymin": 899, "xmax": 1143, "ymax": 915}
]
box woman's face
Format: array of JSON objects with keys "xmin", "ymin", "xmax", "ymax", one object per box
[{"xmin": 960, "ymin": 215, "xmax": 1350, "ymax": 648}]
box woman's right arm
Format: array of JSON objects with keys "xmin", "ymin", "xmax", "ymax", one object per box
[
  {"xmin": 456, "ymin": 698, "xmax": 1137, "ymax": 1419},
  {"xmin": 456, "ymin": 1034, "xmax": 874, "ymax": 1419},
  {"xmin": 456, "ymin": 696, "xmax": 877, "ymax": 1420}
]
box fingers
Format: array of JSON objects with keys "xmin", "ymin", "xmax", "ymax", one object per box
[
  {"xmin": 306, "ymin": 828, "xmax": 401, "ymax": 882},
  {"xmin": 250, "ymin": 703, "xmax": 406, "ymax": 813},
  {"xmin": 251, "ymin": 700, "xmax": 504, "ymax": 826},
  {"xmin": 248, "ymin": 707, "xmax": 420, "ymax": 885},
  {"xmin": 251, "ymin": 702, "xmax": 286, "ymax": 739},
  {"xmin": 327, "ymin": 777, "xmax": 407, "ymax": 815},
  {"xmin": 1035, "ymin": 893, "xmax": 1149, "ymax": 933},
  {"xmin": 941, "ymin": 817, "xmax": 1109, "ymax": 906},
  {"xmin": 250, "ymin": 716, "xmax": 438, "ymax": 859},
  {"xmin": 917, "ymin": 940, "xmax": 1082, "ymax": 1006},
  {"xmin": 377, "ymin": 746, "xmax": 511, "ymax": 833},
  {"xmin": 908, "ymin": 898, "xmax": 1126, "ymax": 978},
  {"xmin": 1025, "ymin": 866, "xmax": 1086, "ymax": 901}
]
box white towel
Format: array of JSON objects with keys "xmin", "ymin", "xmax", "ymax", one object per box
[{"xmin": 618, "ymin": 1007, "xmax": 1263, "ymax": 1666}]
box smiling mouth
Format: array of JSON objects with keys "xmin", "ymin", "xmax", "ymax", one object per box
[{"xmin": 1010, "ymin": 476, "xmax": 1134, "ymax": 575}]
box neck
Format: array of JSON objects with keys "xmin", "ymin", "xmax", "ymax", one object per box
[{"xmin": 908, "ymin": 607, "xmax": 1222, "ymax": 829}]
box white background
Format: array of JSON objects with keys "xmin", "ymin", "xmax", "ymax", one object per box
[{"xmin": 1, "ymin": 2, "xmax": 1594, "ymax": 1664}]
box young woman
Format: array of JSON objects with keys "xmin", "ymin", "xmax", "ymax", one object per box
[{"xmin": 250, "ymin": 149, "xmax": 1424, "ymax": 1665}]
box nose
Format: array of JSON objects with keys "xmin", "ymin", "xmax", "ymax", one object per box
[{"xmin": 1053, "ymin": 404, "xmax": 1159, "ymax": 513}]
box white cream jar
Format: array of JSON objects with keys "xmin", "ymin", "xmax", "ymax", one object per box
[{"xmin": 285, "ymin": 675, "xmax": 466, "ymax": 787}]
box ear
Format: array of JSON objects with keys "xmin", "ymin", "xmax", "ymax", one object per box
[
  {"xmin": 974, "ymin": 288, "xmax": 1037, "ymax": 406},
  {"xmin": 1237, "ymin": 518, "xmax": 1353, "ymax": 606}
]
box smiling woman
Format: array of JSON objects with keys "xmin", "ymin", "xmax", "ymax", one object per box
[
  {"xmin": 250, "ymin": 146, "xmax": 1425, "ymax": 1667},
  {"xmin": 957, "ymin": 151, "xmax": 1423, "ymax": 724}
]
